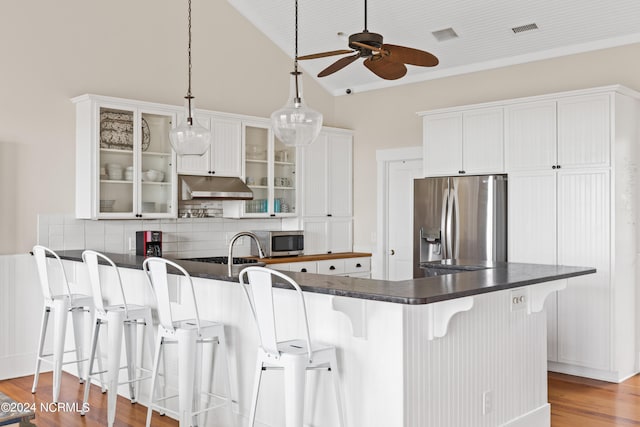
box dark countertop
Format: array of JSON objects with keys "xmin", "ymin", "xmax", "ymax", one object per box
[{"xmin": 55, "ymin": 250, "xmax": 595, "ymax": 305}]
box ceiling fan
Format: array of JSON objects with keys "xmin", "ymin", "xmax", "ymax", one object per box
[{"xmin": 297, "ymin": 0, "xmax": 439, "ymax": 80}]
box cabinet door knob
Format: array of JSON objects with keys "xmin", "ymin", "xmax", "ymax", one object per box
[
  {"xmin": 459, "ymin": 170, "xmax": 466, "ymax": 174},
  {"xmin": 301, "ymin": 268, "xmax": 307, "ymax": 272},
  {"xmin": 557, "ymin": 164, "xmax": 562, "ymax": 169},
  {"xmin": 329, "ymin": 265, "xmax": 336, "ymax": 271},
  {"xmin": 390, "ymin": 249, "xmax": 395, "ymax": 255},
  {"xmin": 211, "ymin": 170, "xmax": 216, "ymax": 174},
  {"xmin": 552, "ymin": 165, "xmax": 557, "ymax": 170}
]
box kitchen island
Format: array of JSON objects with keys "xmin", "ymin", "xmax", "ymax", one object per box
[{"xmin": 55, "ymin": 250, "xmax": 594, "ymax": 427}]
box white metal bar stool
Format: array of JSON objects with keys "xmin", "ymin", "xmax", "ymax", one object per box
[
  {"xmin": 81, "ymin": 250, "xmax": 156, "ymax": 427},
  {"xmin": 31, "ymin": 245, "xmax": 97, "ymax": 403},
  {"xmin": 143, "ymin": 257, "xmax": 238, "ymax": 427},
  {"xmin": 239, "ymin": 266, "xmax": 346, "ymax": 427}
]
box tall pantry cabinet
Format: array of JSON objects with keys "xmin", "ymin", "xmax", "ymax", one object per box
[{"xmin": 506, "ymin": 88, "xmax": 639, "ymax": 382}]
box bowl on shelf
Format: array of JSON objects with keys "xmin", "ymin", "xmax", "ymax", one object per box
[
  {"xmin": 142, "ymin": 170, "xmax": 164, "ymax": 182},
  {"xmin": 100, "ymin": 199, "xmax": 115, "ymax": 212}
]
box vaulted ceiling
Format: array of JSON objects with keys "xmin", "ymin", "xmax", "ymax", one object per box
[{"xmin": 228, "ymin": 0, "xmax": 640, "ymax": 95}]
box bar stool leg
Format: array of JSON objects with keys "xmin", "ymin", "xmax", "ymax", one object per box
[
  {"xmin": 106, "ymin": 311, "xmax": 125, "ymax": 427},
  {"xmin": 52, "ymin": 298, "xmax": 70, "ymax": 403},
  {"xmin": 146, "ymin": 334, "xmax": 163, "ymax": 427},
  {"xmin": 283, "ymin": 359, "xmax": 307, "ymax": 427},
  {"xmin": 178, "ymin": 333, "xmax": 196, "ymax": 427},
  {"xmin": 217, "ymin": 327, "xmax": 239, "ymax": 412},
  {"xmin": 248, "ymin": 355, "xmax": 264, "ymax": 427},
  {"xmin": 329, "ymin": 350, "xmax": 346, "ymax": 427},
  {"xmin": 82, "ymin": 319, "xmax": 102, "ymax": 416},
  {"xmin": 71, "ymin": 308, "xmax": 87, "ymax": 383},
  {"xmin": 123, "ymin": 320, "xmax": 138, "ymax": 403},
  {"xmin": 31, "ymin": 306, "xmax": 50, "ymax": 393}
]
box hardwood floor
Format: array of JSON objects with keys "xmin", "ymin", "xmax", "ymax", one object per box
[
  {"xmin": 0, "ymin": 372, "xmax": 177, "ymax": 427},
  {"xmin": 2, "ymin": 371, "xmax": 640, "ymax": 426},
  {"xmin": 548, "ymin": 372, "xmax": 640, "ymax": 426}
]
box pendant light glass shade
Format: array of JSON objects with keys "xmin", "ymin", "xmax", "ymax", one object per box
[
  {"xmin": 271, "ymin": 0, "xmax": 322, "ymax": 147},
  {"xmin": 169, "ymin": 97, "xmax": 210, "ymax": 155},
  {"xmin": 170, "ymin": 0, "xmax": 211, "ymax": 156},
  {"xmin": 271, "ymin": 72, "xmax": 323, "ymax": 147}
]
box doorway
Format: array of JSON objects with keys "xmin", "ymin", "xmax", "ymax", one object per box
[{"xmin": 375, "ymin": 147, "xmax": 422, "ymax": 280}]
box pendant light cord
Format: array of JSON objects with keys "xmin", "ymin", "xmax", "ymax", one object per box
[
  {"xmin": 186, "ymin": 0, "xmax": 194, "ymax": 123},
  {"xmin": 364, "ymin": 0, "xmax": 368, "ymax": 31},
  {"xmin": 293, "ymin": 0, "xmax": 301, "ymax": 102}
]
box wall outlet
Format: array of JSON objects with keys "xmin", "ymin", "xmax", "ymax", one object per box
[
  {"xmin": 510, "ymin": 290, "xmax": 527, "ymax": 311},
  {"xmin": 482, "ymin": 390, "xmax": 493, "ymax": 415}
]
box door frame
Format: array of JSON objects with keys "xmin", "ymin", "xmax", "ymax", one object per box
[{"xmin": 375, "ymin": 146, "xmax": 423, "ymax": 280}]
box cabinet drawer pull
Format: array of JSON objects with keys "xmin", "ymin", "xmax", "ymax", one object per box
[
  {"xmin": 356, "ymin": 263, "xmax": 362, "ymax": 268},
  {"xmin": 301, "ymin": 268, "xmax": 307, "ymax": 273},
  {"xmin": 329, "ymin": 266, "xmax": 336, "ymax": 271},
  {"xmin": 327, "ymin": 213, "xmax": 332, "ymax": 217}
]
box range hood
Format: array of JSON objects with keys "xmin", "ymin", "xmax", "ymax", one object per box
[{"xmin": 179, "ymin": 175, "xmax": 253, "ymax": 200}]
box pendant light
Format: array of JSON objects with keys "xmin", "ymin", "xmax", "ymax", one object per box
[
  {"xmin": 169, "ymin": 0, "xmax": 211, "ymax": 156},
  {"xmin": 270, "ymin": 0, "xmax": 323, "ymax": 147}
]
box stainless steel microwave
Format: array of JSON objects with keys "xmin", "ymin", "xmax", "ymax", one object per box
[{"xmin": 250, "ymin": 230, "xmax": 304, "ymax": 257}]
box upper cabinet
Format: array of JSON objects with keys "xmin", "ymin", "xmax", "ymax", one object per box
[
  {"xmin": 73, "ymin": 95, "xmax": 178, "ymax": 219},
  {"xmin": 421, "ymin": 107, "xmax": 504, "ymax": 176},
  {"xmin": 506, "ymin": 94, "xmax": 610, "ymax": 172},
  {"xmin": 176, "ymin": 113, "xmax": 242, "ymax": 177},
  {"xmin": 303, "ymin": 129, "xmax": 353, "ymax": 218},
  {"xmin": 223, "ymin": 119, "xmax": 298, "ymax": 218}
]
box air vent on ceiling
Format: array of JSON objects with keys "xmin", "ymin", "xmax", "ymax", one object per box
[
  {"xmin": 432, "ymin": 27, "xmax": 458, "ymax": 42},
  {"xmin": 512, "ymin": 23, "xmax": 539, "ymax": 34}
]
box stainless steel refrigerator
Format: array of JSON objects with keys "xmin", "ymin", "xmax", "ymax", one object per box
[{"xmin": 413, "ymin": 174, "xmax": 507, "ymax": 278}]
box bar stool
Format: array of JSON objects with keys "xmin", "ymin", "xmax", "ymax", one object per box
[
  {"xmin": 142, "ymin": 257, "xmax": 237, "ymax": 427},
  {"xmin": 31, "ymin": 245, "xmax": 97, "ymax": 403},
  {"xmin": 239, "ymin": 266, "xmax": 346, "ymax": 427},
  {"xmin": 81, "ymin": 250, "xmax": 155, "ymax": 427}
]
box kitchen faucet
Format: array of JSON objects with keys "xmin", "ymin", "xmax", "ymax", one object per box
[{"xmin": 228, "ymin": 231, "xmax": 266, "ymax": 276}]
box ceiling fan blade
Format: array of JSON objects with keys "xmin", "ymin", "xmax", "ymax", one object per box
[
  {"xmin": 363, "ymin": 56, "xmax": 407, "ymax": 80},
  {"xmin": 318, "ymin": 54, "xmax": 361, "ymax": 77},
  {"xmin": 382, "ymin": 44, "xmax": 439, "ymax": 67},
  {"xmin": 297, "ymin": 49, "xmax": 355, "ymax": 60}
]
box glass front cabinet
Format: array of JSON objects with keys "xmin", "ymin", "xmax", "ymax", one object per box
[
  {"xmin": 73, "ymin": 95, "xmax": 178, "ymax": 219},
  {"xmin": 224, "ymin": 119, "xmax": 298, "ymax": 218}
]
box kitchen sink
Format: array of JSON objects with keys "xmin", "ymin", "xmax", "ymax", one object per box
[{"xmin": 179, "ymin": 256, "xmax": 266, "ymax": 276}]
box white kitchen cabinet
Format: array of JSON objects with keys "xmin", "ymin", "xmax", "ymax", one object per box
[
  {"xmin": 73, "ymin": 94, "xmax": 178, "ymax": 219},
  {"xmin": 223, "ymin": 119, "xmax": 298, "ymax": 218},
  {"xmin": 270, "ymin": 256, "xmax": 370, "ymax": 277},
  {"xmin": 506, "ymin": 94, "xmax": 610, "ymax": 172},
  {"xmin": 302, "ymin": 129, "xmax": 353, "ymax": 218},
  {"xmin": 302, "ymin": 217, "xmax": 353, "ymax": 255},
  {"xmin": 421, "ymin": 107, "xmax": 503, "ymax": 176},
  {"xmin": 507, "ymin": 87, "xmax": 639, "ymax": 382},
  {"xmin": 176, "ymin": 114, "xmax": 242, "ymax": 177}
]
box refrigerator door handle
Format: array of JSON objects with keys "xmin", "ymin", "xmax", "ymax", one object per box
[
  {"xmin": 445, "ymin": 187, "xmax": 453, "ymax": 259},
  {"xmin": 441, "ymin": 188, "xmax": 449, "ymax": 258},
  {"xmin": 451, "ymin": 185, "xmax": 460, "ymax": 259}
]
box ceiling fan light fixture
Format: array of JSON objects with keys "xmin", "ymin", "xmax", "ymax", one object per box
[
  {"xmin": 169, "ymin": 0, "xmax": 211, "ymax": 156},
  {"xmin": 271, "ymin": 0, "xmax": 323, "ymax": 147}
]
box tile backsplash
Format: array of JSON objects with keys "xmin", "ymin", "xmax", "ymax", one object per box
[{"xmin": 37, "ymin": 214, "xmax": 282, "ymax": 258}]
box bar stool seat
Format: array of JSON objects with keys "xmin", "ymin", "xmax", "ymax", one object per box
[
  {"xmin": 239, "ymin": 266, "xmax": 346, "ymax": 427},
  {"xmin": 143, "ymin": 257, "xmax": 238, "ymax": 427},
  {"xmin": 31, "ymin": 245, "xmax": 98, "ymax": 403},
  {"xmin": 81, "ymin": 250, "xmax": 155, "ymax": 427}
]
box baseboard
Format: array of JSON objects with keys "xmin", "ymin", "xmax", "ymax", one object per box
[
  {"xmin": 502, "ymin": 403, "xmax": 550, "ymax": 427},
  {"xmin": 548, "ymin": 361, "xmax": 639, "ymax": 383}
]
